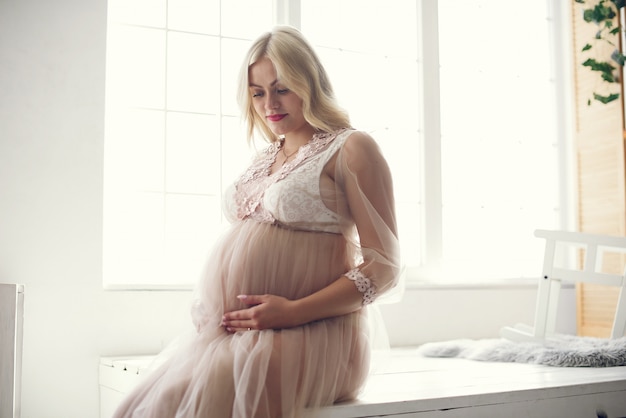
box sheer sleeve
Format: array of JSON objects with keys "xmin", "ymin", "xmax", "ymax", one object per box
[{"xmin": 334, "ymin": 131, "xmax": 403, "ymax": 304}]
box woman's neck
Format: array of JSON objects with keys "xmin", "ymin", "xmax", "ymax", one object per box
[{"xmin": 282, "ymin": 125, "xmax": 317, "ymax": 149}]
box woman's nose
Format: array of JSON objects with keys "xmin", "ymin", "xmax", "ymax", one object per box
[{"xmin": 265, "ymin": 93, "xmax": 279, "ymax": 110}]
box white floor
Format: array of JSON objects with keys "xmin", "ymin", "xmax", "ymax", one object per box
[{"xmin": 319, "ymin": 348, "xmax": 626, "ymax": 417}]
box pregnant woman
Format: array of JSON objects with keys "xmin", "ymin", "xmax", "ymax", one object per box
[{"xmin": 113, "ymin": 25, "xmax": 402, "ymax": 418}]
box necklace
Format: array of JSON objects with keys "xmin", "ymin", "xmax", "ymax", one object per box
[{"xmin": 281, "ymin": 143, "xmax": 299, "ymax": 166}]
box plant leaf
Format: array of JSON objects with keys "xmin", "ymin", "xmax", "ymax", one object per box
[
  {"xmin": 601, "ymin": 72, "xmax": 617, "ymax": 82},
  {"xmin": 611, "ymin": 49, "xmax": 626, "ymax": 66},
  {"xmin": 594, "ymin": 92, "xmax": 620, "ymax": 104},
  {"xmin": 598, "ymin": 3, "xmax": 617, "ymax": 20},
  {"xmin": 582, "ymin": 43, "xmax": 593, "ymax": 51},
  {"xmin": 582, "ymin": 58, "xmax": 616, "ymax": 72}
]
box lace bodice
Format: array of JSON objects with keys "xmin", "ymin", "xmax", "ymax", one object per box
[
  {"xmin": 223, "ymin": 127, "xmax": 402, "ymax": 306},
  {"xmin": 226, "ymin": 129, "xmax": 351, "ymax": 233}
]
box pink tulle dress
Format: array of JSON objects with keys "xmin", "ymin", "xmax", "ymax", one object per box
[{"xmin": 112, "ymin": 128, "xmax": 402, "ymax": 418}]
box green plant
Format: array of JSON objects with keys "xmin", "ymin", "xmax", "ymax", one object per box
[{"xmin": 576, "ymin": 0, "xmax": 626, "ymax": 105}]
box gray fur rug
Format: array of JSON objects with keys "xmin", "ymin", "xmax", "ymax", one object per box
[{"xmin": 416, "ymin": 334, "xmax": 626, "ymax": 367}]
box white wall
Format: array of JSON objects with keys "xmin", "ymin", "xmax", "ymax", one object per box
[
  {"xmin": 381, "ymin": 284, "xmax": 575, "ymax": 347},
  {"xmin": 0, "ymin": 1, "xmax": 576, "ymax": 417}
]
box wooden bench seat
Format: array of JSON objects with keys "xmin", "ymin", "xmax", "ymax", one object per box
[{"xmin": 100, "ymin": 348, "xmax": 626, "ymax": 418}]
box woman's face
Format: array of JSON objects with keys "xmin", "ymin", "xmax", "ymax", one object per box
[{"xmin": 248, "ymin": 56, "xmax": 311, "ymax": 138}]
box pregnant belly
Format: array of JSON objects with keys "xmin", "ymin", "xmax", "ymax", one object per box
[{"xmin": 220, "ymin": 220, "xmax": 350, "ymax": 301}]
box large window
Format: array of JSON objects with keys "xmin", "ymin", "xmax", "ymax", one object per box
[
  {"xmin": 300, "ymin": 0, "xmax": 422, "ymax": 275},
  {"xmin": 103, "ymin": 0, "xmax": 274, "ymax": 288},
  {"xmin": 435, "ymin": 0, "xmax": 568, "ymax": 281},
  {"xmin": 103, "ymin": 0, "xmax": 571, "ymax": 288}
]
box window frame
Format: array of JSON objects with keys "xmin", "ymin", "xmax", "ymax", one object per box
[
  {"xmin": 407, "ymin": 0, "xmax": 576, "ymax": 286},
  {"xmin": 103, "ymin": 0, "xmax": 576, "ymax": 290}
]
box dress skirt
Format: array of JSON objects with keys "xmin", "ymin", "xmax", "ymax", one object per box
[{"xmin": 113, "ymin": 218, "xmax": 370, "ymax": 418}]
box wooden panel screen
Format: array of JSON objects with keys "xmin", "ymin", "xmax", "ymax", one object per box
[{"xmin": 570, "ymin": 0, "xmax": 626, "ymax": 337}]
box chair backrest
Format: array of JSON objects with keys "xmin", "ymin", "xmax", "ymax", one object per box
[
  {"xmin": 535, "ymin": 230, "xmax": 626, "ymax": 338},
  {"xmin": 535, "ymin": 229, "xmax": 626, "ymax": 286},
  {"xmin": 501, "ymin": 230, "xmax": 626, "ymax": 341},
  {"xmin": 0, "ymin": 283, "xmax": 24, "ymax": 418}
]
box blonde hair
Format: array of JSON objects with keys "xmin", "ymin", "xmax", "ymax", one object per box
[{"xmin": 237, "ymin": 26, "xmax": 351, "ymax": 144}]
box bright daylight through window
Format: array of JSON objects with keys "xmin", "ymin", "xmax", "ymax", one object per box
[{"xmin": 103, "ymin": 0, "xmax": 568, "ymax": 288}]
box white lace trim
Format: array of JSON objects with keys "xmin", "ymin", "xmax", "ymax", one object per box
[
  {"xmin": 345, "ymin": 268, "xmax": 376, "ymax": 305},
  {"xmin": 233, "ymin": 129, "xmax": 347, "ymax": 224}
]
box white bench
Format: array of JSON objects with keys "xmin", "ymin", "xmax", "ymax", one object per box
[{"xmin": 100, "ymin": 348, "xmax": 626, "ymax": 418}]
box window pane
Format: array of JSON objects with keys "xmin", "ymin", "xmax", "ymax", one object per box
[
  {"xmin": 221, "ymin": 116, "xmax": 259, "ymax": 192},
  {"xmin": 221, "ymin": 0, "xmax": 274, "ymax": 39},
  {"xmin": 168, "ymin": 0, "xmax": 220, "ymax": 34},
  {"xmin": 105, "ymin": 24, "xmax": 166, "ymax": 109},
  {"xmin": 167, "ymin": 32, "xmax": 220, "ymax": 114},
  {"xmin": 104, "ymin": 108, "xmax": 165, "ymax": 192},
  {"xmin": 221, "ymin": 38, "xmax": 254, "ymax": 116},
  {"xmin": 165, "ymin": 112, "xmax": 219, "ymax": 195},
  {"xmin": 302, "ymin": 0, "xmax": 417, "ymax": 56},
  {"xmin": 165, "ymin": 194, "xmax": 220, "ymax": 284},
  {"xmin": 107, "ymin": 0, "xmax": 166, "ymax": 27},
  {"xmin": 438, "ymin": 0, "xmax": 560, "ymax": 280},
  {"xmin": 103, "ymin": 192, "xmax": 165, "ymax": 286}
]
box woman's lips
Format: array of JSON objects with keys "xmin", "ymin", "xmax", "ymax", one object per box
[{"xmin": 267, "ymin": 114, "xmax": 287, "ymax": 122}]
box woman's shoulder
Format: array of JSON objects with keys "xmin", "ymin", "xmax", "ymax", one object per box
[{"xmin": 341, "ymin": 129, "xmax": 384, "ymax": 160}]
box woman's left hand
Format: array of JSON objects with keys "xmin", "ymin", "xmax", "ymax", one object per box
[{"xmin": 221, "ymin": 294, "xmax": 300, "ymax": 332}]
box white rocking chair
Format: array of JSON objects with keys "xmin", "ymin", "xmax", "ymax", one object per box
[{"xmin": 500, "ymin": 229, "xmax": 626, "ymax": 342}]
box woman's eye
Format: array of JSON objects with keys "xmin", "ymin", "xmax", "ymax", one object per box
[
  {"xmin": 277, "ymin": 88, "xmax": 290, "ymax": 94},
  {"xmin": 252, "ymin": 91, "xmax": 264, "ymax": 98}
]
